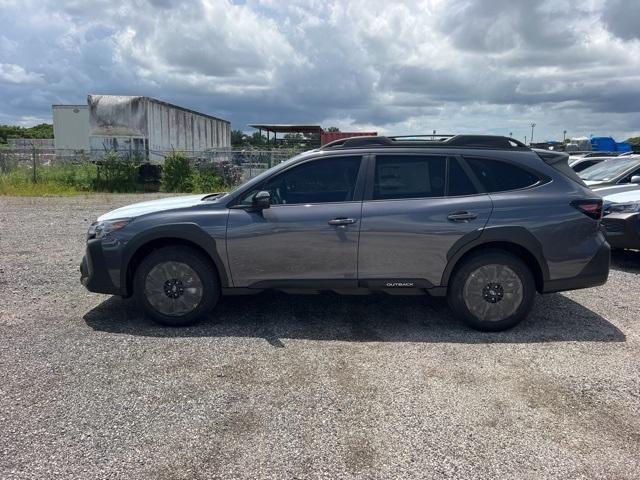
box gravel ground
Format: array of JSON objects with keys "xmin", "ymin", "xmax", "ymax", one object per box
[{"xmin": 1, "ymin": 194, "xmax": 639, "ymax": 480}]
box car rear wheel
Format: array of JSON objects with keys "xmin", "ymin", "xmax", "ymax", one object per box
[
  {"xmin": 448, "ymin": 250, "xmax": 535, "ymax": 331},
  {"xmin": 134, "ymin": 246, "xmax": 219, "ymax": 326}
]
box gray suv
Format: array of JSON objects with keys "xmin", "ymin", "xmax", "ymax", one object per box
[{"xmin": 81, "ymin": 135, "xmax": 610, "ymax": 331}]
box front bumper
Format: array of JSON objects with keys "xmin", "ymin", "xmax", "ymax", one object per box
[
  {"xmin": 543, "ymin": 239, "xmax": 610, "ymax": 293},
  {"xmin": 80, "ymin": 239, "xmax": 122, "ymax": 295},
  {"xmin": 602, "ymin": 212, "xmax": 640, "ymax": 250}
]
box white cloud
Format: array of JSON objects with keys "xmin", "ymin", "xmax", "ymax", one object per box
[
  {"xmin": 0, "ymin": 0, "xmax": 638, "ymax": 140},
  {"xmin": 0, "ymin": 63, "xmax": 44, "ymax": 85}
]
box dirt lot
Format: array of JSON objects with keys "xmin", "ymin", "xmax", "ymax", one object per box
[{"xmin": 1, "ymin": 194, "xmax": 639, "ymax": 479}]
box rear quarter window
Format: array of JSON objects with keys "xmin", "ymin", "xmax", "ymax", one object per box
[{"xmin": 464, "ymin": 157, "xmax": 541, "ymax": 193}]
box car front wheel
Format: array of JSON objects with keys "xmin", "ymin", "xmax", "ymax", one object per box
[
  {"xmin": 134, "ymin": 246, "xmax": 220, "ymax": 326},
  {"xmin": 448, "ymin": 250, "xmax": 535, "ymax": 331}
]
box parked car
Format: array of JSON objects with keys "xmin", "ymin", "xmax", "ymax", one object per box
[
  {"xmin": 579, "ymin": 156, "xmax": 640, "ymax": 186},
  {"xmin": 569, "ymin": 156, "xmax": 610, "ymax": 173},
  {"xmin": 81, "ymin": 135, "xmax": 610, "ymax": 332},
  {"xmin": 593, "ymin": 184, "xmax": 640, "ymax": 250}
]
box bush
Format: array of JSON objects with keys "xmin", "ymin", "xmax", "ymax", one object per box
[
  {"xmin": 92, "ymin": 150, "xmax": 143, "ymax": 193},
  {"xmin": 162, "ymin": 151, "xmax": 193, "ymax": 192},
  {"xmin": 191, "ymin": 165, "xmax": 226, "ymax": 193}
]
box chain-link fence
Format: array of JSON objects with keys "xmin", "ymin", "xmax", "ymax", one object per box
[{"xmin": 0, "ymin": 147, "xmax": 305, "ymax": 193}]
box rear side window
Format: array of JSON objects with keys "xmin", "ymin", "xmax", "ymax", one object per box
[
  {"xmin": 573, "ymin": 160, "xmax": 599, "ymax": 172},
  {"xmin": 373, "ymin": 155, "xmax": 446, "ymax": 200},
  {"xmin": 448, "ymin": 158, "xmax": 478, "ymax": 196},
  {"xmin": 465, "ymin": 157, "xmax": 540, "ymax": 192}
]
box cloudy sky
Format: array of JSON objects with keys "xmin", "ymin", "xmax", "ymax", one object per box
[{"xmin": 1, "ymin": 0, "xmax": 639, "ymax": 141}]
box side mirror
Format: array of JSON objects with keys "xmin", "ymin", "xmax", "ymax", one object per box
[
  {"xmin": 252, "ymin": 190, "xmax": 271, "ymax": 210},
  {"xmin": 631, "ymin": 175, "xmax": 640, "ymax": 184}
]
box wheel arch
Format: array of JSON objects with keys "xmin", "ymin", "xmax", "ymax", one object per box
[
  {"xmin": 442, "ymin": 227, "xmax": 548, "ymax": 293},
  {"xmin": 121, "ymin": 223, "xmax": 229, "ymax": 296}
]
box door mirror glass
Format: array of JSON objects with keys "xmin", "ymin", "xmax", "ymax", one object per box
[
  {"xmin": 631, "ymin": 175, "xmax": 640, "ymax": 184},
  {"xmin": 252, "ymin": 190, "xmax": 271, "ymax": 210}
]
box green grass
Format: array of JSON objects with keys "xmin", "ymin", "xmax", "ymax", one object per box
[
  {"xmin": 0, "ymin": 163, "xmax": 99, "ymax": 196},
  {"xmin": 0, "ymin": 162, "xmax": 230, "ymax": 196}
]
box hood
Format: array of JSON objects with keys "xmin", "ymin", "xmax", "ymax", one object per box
[
  {"xmin": 601, "ymin": 188, "xmax": 640, "ymax": 204},
  {"xmin": 592, "ymin": 184, "xmax": 640, "ymax": 197},
  {"xmin": 98, "ymin": 194, "xmax": 220, "ymax": 221}
]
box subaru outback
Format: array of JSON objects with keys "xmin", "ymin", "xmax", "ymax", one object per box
[{"xmin": 81, "ymin": 135, "xmax": 610, "ymax": 331}]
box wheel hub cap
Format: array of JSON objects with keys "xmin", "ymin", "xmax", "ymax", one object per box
[
  {"xmin": 144, "ymin": 261, "xmax": 203, "ymax": 316},
  {"xmin": 462, "ymin": 264, "xmax": 523, "ymax": 322},
  {"xmin": 163, "ymin": 279, "xmax": 185, "ymax": 299},
  {"xmin": 482, "ymin": 282, "xmax": 504, "ymax": 303}
]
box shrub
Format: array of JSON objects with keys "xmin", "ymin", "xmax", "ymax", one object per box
[
  {"xmin": 162, "ymin": 151, "xmax": 193, "ymax": 192},
  {"xmin": 191, "ymin": 164, "xmax": 226, "ymax": 193},
  {"xmin": 92, "ymin": 150, "xmax": 142, "ymax": 193}
]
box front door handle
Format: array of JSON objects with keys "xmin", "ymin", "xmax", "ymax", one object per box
[
  {"xmin": 328, "ymin": 217, "xmax": 357, "ymax": 226},
  {"xmin": 447, "ymin": 211, "xmax": 478, "ymax": 222}
]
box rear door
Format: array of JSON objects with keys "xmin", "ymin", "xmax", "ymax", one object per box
[{"xmin": 358, "ymin": 154, "xmax": 493, "ymax": 287}]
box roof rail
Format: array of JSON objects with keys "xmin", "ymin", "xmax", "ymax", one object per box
[{"xmin": 321, "ymin": 134, "xmax": 529, "ymax": 150}]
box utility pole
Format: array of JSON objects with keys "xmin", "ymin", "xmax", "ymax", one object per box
[
  {"xmin": 524, "ymin": 135, "xmax": 527, "ymax": 145},
  {"xmin": 563, "ymin": 130, "xmax": 567, "ymax": 142},
  {"xmin": 530, "ymin": 123, "xmax": 536, "ymax": 145}
]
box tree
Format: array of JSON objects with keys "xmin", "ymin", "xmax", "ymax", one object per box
[
  {"xmin": 325, "ymin": 126, "xmax": 340, "ymax": 132},
  {"xmin": 0, "ymin": 123, "xmax": 54, "ymax": 143},
  {"xmin": 231, "ymin": 129, "xmax": 247, "ymax": 146},
  {"xmin": 626, "ymin": 136, "xmax": 640, "ymax": 145},
  {"xmin": 249, "ymin": 131, "xmax": 266, "ymax": 146}
]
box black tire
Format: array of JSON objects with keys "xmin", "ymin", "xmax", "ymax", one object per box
[
  {"xmin": 447, "ymin": 249, "xmax": 535, "ymax": 332},
  {"xmin": 133, "ymin": 246, "xmax": 220, "ymax": 326}
]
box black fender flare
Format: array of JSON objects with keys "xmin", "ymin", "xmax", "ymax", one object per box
[
  {"xmin": 440, "ymin": 226, "xmax": 549, "ymax": 287},
  {"xmin": 120, "ymin": 223, "xmax": 229, "ymax": 293}
]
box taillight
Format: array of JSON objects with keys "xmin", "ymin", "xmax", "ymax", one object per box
[{"xmin": 571, "ymin": 199, "xmax": 603, "ymax": 220}]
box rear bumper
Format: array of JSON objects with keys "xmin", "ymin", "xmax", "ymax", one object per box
[
  {"xmin": 80, "ymin": 239, "xmax": 122, "ymax": 296},
  {"xmin": 602, "ymin": 213, "xmax": 640, "ymax": 250},
  {"xmin": 542, "ymin": 240, "xmax": 610, "ymax": 293}
]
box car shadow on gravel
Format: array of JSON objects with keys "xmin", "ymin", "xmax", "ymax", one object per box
[
  {"xmin": 84, "ymin": 290, "xmax": 625, "ymax": 345},
  {"xmin": 611, "ymin": 249, "xmax": 640, "ymax": 273}
]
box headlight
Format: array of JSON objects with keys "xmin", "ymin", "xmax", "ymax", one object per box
[
  {"xmin": 87, "ymin": 218, "xmax": 131, "ymax": 240},
  {"xmin": 606, "ymin": 201, "xmax": 640, "ymax": 214}
]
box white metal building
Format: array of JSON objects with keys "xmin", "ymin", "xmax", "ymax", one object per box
[
  {"xmin": 88, "ymin": 95, "xmax": 231, "ymax": 160},
  {"xmin": 52, "ymin": 105, "xmax": 90, "ymax": 154}
]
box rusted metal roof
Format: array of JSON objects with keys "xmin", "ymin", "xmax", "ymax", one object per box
[{"xmin": 248, "ymin": 124, "xmax": 323, "ymax": 134}]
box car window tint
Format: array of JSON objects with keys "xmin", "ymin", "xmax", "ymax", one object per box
[
  {"xmin": 373, "ymin": 155, "xmax": 446, "ymax": 200},
  {"xmin": 465, "ymin": 157, "xmax": 539, "ymax": 192},
  {"xmin": 448, "ymin": 158, "xmax": 478, "ymax": 196},
  {"xmin": 257, "ymin": 156, "xmax": 361, "ymax": 205}
]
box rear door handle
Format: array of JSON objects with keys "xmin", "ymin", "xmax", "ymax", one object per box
[
  {"xmin": 447, "ymin": 211, "xmax": 478, "ymax": 222},
  {"xmin": 328, "ymin": 217, "xmax": 357, "ymax": 226}
]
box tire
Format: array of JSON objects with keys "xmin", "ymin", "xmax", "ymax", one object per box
[
  {"xmin": 447, "ymin": 249, "xmax": 535, "ymax": 332},
  {"xmin": 133, "ymin": 246, "xmax": 220, "ymax": 326}
]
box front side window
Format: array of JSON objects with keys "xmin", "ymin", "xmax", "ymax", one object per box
[
  {"xmin": 373, "ymin": 155, "xmax": 446, "ymax": 200},
  {"xmin": 465, "ymin": 157, "xmax": 540, "ymax": 192},
  {"xmin": 618, "ymin": 167, "xmax": 640, "ymax": 184},
  {"xmin": 241, "ymin": 156, "xmax": 361, "ymax": 205}
]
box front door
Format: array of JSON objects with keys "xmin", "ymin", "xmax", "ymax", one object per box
[
  {"xmin": 358, "ymin": 154, "xmax": 493, "ymax": 287},
  {"xmin": 226, "ymin": 155, "xmax": 364, "ymax": 287}
]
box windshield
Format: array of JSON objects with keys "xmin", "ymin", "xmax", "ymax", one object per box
[{"xmin": 579, "ymin": 158, "xmax": 639, "ymax": 181}]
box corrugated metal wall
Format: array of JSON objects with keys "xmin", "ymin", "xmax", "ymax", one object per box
[{"xmin": 88, "ymin": 95, "xmax": 230, "ymax": 160}]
